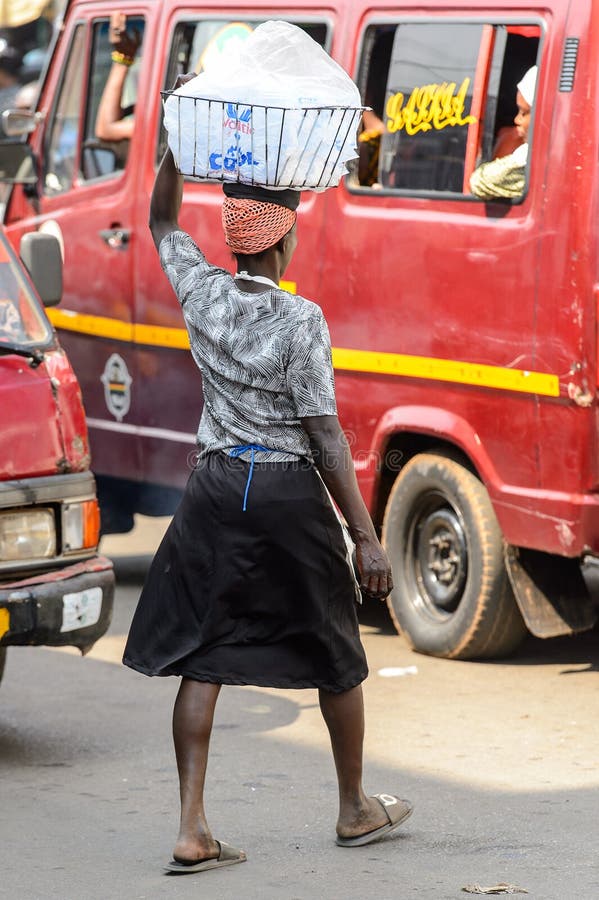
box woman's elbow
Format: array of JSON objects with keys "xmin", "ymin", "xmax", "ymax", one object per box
[
  {"xmin": 94, "ymin": 116, "xmax": 108, "ymax": 141},
  {"xmin": 301, "ymin": 414, "xmax": 342, "ymax": 447}
]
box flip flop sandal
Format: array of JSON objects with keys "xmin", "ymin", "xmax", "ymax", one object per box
[
  {"xmin": 335, "ymin": 794, "xmax": 414, "ymax": 848},
  {"xmin": 164, "ymin": 840, "xmax": 247, "ymax": 874}
]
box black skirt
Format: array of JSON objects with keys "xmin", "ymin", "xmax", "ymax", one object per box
[{"xmin": 123, "ymin": 452, "xmax": 368, "ymax": 693}]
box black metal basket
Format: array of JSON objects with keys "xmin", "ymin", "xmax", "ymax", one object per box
[{"xmin": 162, "ymin": 92, "xmax": 365, "ymax": 190}]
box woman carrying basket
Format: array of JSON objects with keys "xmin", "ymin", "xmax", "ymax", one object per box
[{"xmin": 123, "ymin": 84, "xmax": 413, "ymax": 873}]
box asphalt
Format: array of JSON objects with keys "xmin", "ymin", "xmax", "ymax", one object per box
[{"xmin": 1, "ymin": 519, "xmax": 598, "ymax": 900}]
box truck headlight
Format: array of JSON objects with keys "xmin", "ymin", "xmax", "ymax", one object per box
[
  {"xmin": 62, "ymin": 500, "xmax": 100, "ymax": 552},
  {"xmin": 0, "ymin": 509, "xmax": 56, "ymax": 561}
]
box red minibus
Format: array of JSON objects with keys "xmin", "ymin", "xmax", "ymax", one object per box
[{"xmin": 0, "ymin": 0, "xmax": 597, "ymax": 659}]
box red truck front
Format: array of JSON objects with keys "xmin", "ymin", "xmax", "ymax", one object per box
[{"xmin": 0, "ymin": 227, "xmax": 114, "ymax": 684}]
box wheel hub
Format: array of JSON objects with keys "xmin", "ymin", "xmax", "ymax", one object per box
[{"xmin": 414, "ymin": 505, "xmax": 468, "ymax": 615}]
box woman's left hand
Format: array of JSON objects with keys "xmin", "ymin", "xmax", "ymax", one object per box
[
  {"xmin": 172, "ymin": 73, "xmax": 196, "ymax": 91},
  {"xmin": 354, "ymin": 535, "xmax": 394, "ymax": 601},
  {"xmin": 109, "ymin": 12, "xmax": 141, "ymax": 59}
]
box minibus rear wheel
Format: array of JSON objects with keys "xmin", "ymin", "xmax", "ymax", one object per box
[
  {"xmin": 0, "ymin": 647, "xmax": 6, "ymax": 686},
  {"xmin": 382, "ymin": 452, "xmax": 527, "ymax": 659}
]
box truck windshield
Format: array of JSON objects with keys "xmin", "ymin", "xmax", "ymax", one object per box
[{"xmin": 0, "ymin": 232, "xmax": 52, "ymax": 349}]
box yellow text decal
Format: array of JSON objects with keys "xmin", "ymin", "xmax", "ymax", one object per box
[{"xmin": 386, "ymin": 78, "xmax": 477, "ymax": 136}]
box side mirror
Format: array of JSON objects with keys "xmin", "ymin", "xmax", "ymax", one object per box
[
  {"xmin": 0, "ymin": 141, "xmax": 37, "ymax": 185},
  {"xmin": 19, "ymin": 233, "xmax": 63, "ymax": 307},
  {"xmin": 1, "ymin": 108, "xmax": 44, "ymax": 138}
]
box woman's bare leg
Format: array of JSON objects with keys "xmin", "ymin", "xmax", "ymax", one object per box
[
  {"xmin": 318, "ymin": 684, "xmax": 390, "ymax": 838},
  {"xmin": 171, "ymin": 678, "xmax": 221, "ymax": 862}
]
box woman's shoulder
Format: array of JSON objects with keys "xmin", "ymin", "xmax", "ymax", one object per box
[
  {"xmin": 160, "ymin": 229, "xmax": 201, "ymax": 258},
  {"xmin": 159, "ymin": 229, "xmax": 235, "ymax": 310},
  {"xmin": 160, "ymin": 229, "xmax": 232, "ymax": 281},
  {"xmin": 159, "ymin": 229, "xmax": 208, "ymax": 280},
  {"xmin": 276, "ymin": 290, "xmax": 324, "ymax": 324},
  {"xmin": 275, "ymin": 293, "xmax": 332, "ymax": 358}
]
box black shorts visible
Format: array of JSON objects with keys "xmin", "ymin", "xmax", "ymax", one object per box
[{"xmin": 123, "ymin": 452, "xmax": 368, "ymax": 693}]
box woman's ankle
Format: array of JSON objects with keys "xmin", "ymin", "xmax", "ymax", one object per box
[
  {"xmin": 336, "ymin": 795, "xmax": 389, "ymax": 837},
  {"xmin": 338, "ymin": 788, "xmax": 369, "ymax": 818},
  {"xmin": 173, "ymin": 831, "xmax": 219, "ymax": 862}
]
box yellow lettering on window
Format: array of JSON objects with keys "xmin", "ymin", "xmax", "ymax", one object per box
[{"xmin": 386, "ymin": 78, "xmax": 477, "ymax": 135}]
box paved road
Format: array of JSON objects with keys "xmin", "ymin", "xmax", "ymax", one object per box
[{"xmin": 2, "ymin": 517, "xmax": 599, "ymax": 900}]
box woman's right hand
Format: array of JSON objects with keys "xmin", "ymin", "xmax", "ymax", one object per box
[{"xmin": 355, "ymin": 535, "xmax": 394, "ymax": 601}]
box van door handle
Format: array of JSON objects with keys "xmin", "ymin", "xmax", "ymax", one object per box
[{"xmin": 99, "ymin": 228, "xmax": 130, "ymax": 250}]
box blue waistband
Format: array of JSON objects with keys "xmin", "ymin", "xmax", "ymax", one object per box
[{"xmin": 228, "ymin": 444, "xmax": 278, "ymax": 511}]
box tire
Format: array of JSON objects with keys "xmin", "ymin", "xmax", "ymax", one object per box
[
  {"xmin": 0, "ymin": 647, "xmax": 6, "ymax": 686},
  {"xmin": 381, "ymin": 452, "xmax": 527, "ymax": 659}
]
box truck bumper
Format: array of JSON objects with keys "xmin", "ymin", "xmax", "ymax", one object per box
[{"xmin": 0, "ymin": 556, "xmax": 114, "ymax": 653}]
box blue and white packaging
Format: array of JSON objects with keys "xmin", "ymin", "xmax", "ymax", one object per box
[{"xmin": 163, "ymin": 21, "xmax": 362, "ymax": 191}]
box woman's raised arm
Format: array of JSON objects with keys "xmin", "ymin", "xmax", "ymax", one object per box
[
  {"xmin": 149, "ymin": 148, "xmax": 184, "ymax": 249},
  {"xmin": 149, "ymin": 74, "xmax": 195, "ymax": 248}
]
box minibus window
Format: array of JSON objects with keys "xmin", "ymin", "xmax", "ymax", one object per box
[
  {"xmin": 44, "ymin": 25, "xmax": 86, "ymax": 195},
  {"xmin": 380, "ymin": 23, "xmax": 483, "ymax": 193},
  {"xmin": 157, "ymin": 19, "xmax": 330, "ymax": 163},
  {"xmin": 81, "ymin": 16, "xmax": 145, "ymax": 181},
  {"xmin": 354, "ymin": 21, "xmax": 540, "ymax": 200}
]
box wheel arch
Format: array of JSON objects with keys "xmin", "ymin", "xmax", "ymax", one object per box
[{"xmin": 369, "ymin": 406, "xmax": 501, "ymax": 530}]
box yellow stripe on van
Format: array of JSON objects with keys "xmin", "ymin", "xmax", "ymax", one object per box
[
  {"xmin": 47, "ymin": 308, "xmax": 133, "ymax": 342},
  {"xmin": 47, "ymin": 308, "xmax": 192, "ymax": 350},
  {"xmin": 132, "ymin": 323, "xmax": 190, "ymax": 349},
  {"xmin": 332, "ymin": 347, "xmax": 560, "ymax": 397},
  {"xmin": 46, "ymin": 308, "xmax": 560, "ymax": 398}
]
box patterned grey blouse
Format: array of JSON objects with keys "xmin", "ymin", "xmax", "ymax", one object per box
[{"xmin": 159, "ymin": 230, "xmax": 338, "ymax": 461}]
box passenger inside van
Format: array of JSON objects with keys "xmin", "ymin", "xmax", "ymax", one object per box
[
  {"xmin": 95, "ymin": 12, "xmax": 140, "ymax": 145},
  {"xmin": 469, "ymin": 65, "xmax": 537, "ymax": 200}
]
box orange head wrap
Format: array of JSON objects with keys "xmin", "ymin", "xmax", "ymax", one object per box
[{"xmin": 222, "ymin": 197, "xmax": 297, "ymax": 255}]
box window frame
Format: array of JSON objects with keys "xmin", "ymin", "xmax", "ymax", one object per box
[
  {"xmin": 348, "ymin": 14, "xmax": 545, "ymax": 204},
  {"xmin": 42, "ymin": 20, "xmax": 89, "ymax": 197}
]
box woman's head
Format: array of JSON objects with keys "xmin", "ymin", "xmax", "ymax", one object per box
[
  {"xmin": 222, "ymin": 197, "xmax": 296, "ymax": 253},
  {"xmin": 514, "ymin": 66, "xmax": 537, "ymax": 143},
  {"xmin": 221, "ymin": 184, "xmax": 300, "ymax": 274}
]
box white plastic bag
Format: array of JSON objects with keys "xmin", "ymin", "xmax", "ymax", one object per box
[{"xmin": 163, "ymin": 21, "xmax": 362, "ymax": 190}]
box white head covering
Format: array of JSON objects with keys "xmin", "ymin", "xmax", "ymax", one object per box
[{"xmin": 517, "ymin": 66, "xmax": 537, "ymax": 106}]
